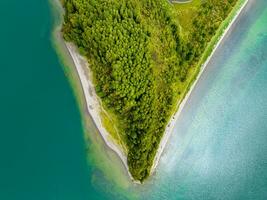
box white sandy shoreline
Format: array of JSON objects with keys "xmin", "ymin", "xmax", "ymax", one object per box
[
  {"xmin": 150, "ymin": 0, "xmax": 249, "ymax": 174},
  {"xmin": 61, "ymin": 0, "xmax": 249, "ymax": 183},
  {"xmin": 64, "ymin": 43, "xmax": 141, "ymax": 183}
]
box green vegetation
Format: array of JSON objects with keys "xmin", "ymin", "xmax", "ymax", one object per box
[{"xmin": 62, "ymin": 0, "xmax": 241, "ymax": 181}]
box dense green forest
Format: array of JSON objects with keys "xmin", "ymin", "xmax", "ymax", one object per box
[{"xmin": 62, "ymin": 0, "xmax": 239, "ymax": 181}]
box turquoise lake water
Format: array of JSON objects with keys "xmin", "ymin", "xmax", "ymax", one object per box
[{"xmin": 0, "ymin": 0, "xmax": 266, "ymax": 199}]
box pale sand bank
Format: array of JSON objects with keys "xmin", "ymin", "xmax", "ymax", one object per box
[{"xmin": 65, "ymin": 43, "xmax": 139, "ymax": 183}]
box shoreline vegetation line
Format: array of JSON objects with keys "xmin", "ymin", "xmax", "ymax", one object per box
[{"xmin": 54, "ymin": 0, "xmax": 249, "ymax": 183}]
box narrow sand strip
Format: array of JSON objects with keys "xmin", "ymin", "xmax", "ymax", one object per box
[
  {"xmin": 150, "ymin": 0, "xmax": 249, "ymax": 174},
  {"xmin": 65, "ymin": 43, "xmax": 139, "ymax": 183}
]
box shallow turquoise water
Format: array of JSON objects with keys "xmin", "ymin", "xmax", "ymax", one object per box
[
  {"xmin": 0, "ymin": 0, "xmax": 266, "ymax": 199},
  {"xmin": 141, "ymin": 1, "xmax": 267, "ymax": 199}
]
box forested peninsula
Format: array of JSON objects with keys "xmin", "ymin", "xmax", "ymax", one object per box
[{"xmin": 62, "ymin": 0, "xmax": 243, "ymax": 182}]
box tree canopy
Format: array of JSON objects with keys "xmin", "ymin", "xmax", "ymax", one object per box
[{"xmin": 62, "ymin": 0, "xmax": 239, "ymax": 181}]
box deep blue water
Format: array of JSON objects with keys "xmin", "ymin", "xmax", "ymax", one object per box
[{"xmin": 0, "ymin": 0, "xmax": 266, "ymax": 199}]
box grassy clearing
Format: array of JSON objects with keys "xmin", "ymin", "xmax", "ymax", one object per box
[
  {"xmin": 100, "ymin": 109, "xmax": 128, "ymax": 153},
  {"xmin": 174, "ymin": 0, "xmax": 201, "ymax": 37},
  {"xmin": 171, "ymin": 0, "xmax": 246, "ymax": 117}
]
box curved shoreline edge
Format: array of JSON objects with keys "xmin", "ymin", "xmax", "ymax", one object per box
[
  {"xmin": 50, "ymin": 0, "xmax": 137, "ymax": 183},
  {"xmin": 55, "ymin": 0, "xmax": 249, "ymax": 183},
  {"xmin": 151, "ymin": 0, "xmax": 249, "ymax": 174},
  {"xmin": 65, "ymin": 43, "xmax": 139, "ymax": 183}
]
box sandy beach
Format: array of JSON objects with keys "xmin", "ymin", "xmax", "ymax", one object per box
[
  {"xmin": 64, "ymin": 43, "xmax": 142, "ymax": 182},
  {"xmin": 62, "ymin": 0, "xmax": 249, "ymax": 182}
]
